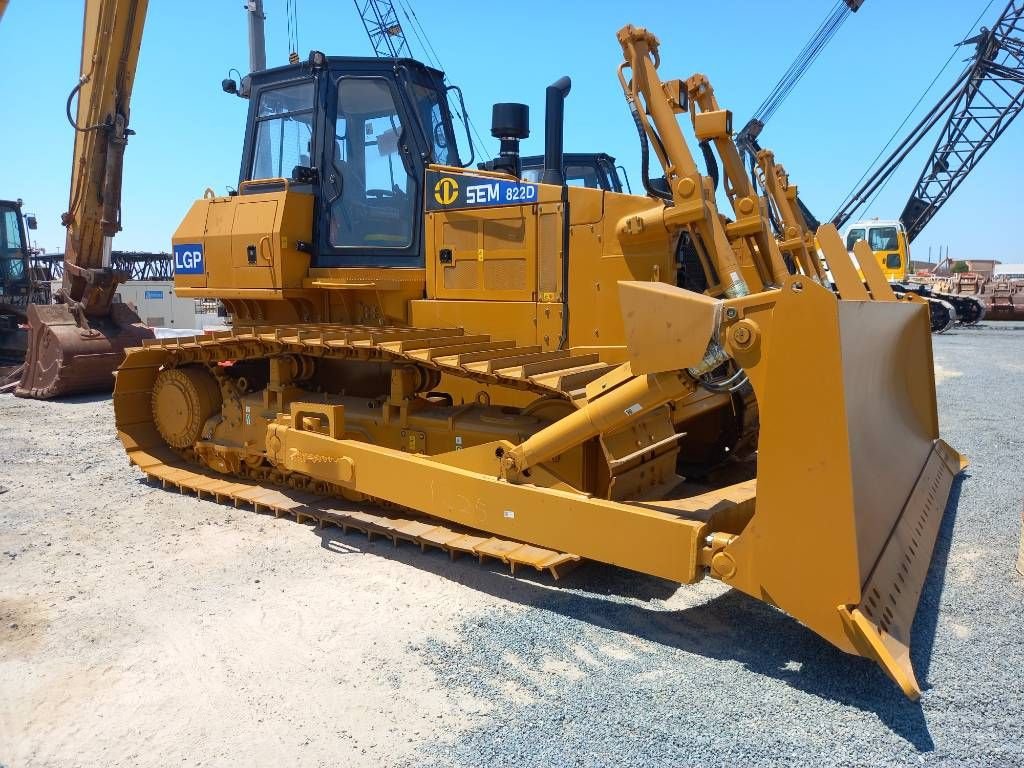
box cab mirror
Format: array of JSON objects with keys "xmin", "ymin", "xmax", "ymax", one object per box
[
  {"xmin": 25, "ymin": 214, "xmax": 37, "ymax": 230},
  {"xmin": 290, "ymin": 165, "xmax": 318, "ymax": 184}
]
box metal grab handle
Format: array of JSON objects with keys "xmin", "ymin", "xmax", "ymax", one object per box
[
  {"xmin": 258, "ymin": 235, "xmax": 273, "ymax": 263},
  {"xmin": 238, "ymin": 177, "xmax": 290, "ymax": 193}
]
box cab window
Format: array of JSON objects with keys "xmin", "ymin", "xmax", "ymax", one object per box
[
  {"xmin": 886, "ymin": 253, "xmax": 902, "ymax": 269},
  {"xmin": 3, "ymin": 209, "xmax": 22, "ymax": 251},
  {"xmin": 565, "ymin": 163, "xmax": 602, "ymax": 189},
  {"xmin": 868, "ymin": 226, "xmax": 899, "ymax": 252},
  {"xmin": 846, "ymin": 228, "xmax": 865, "ymax": 250},
  {"xmin": 409, "ymin": 83, "xmax": 459, "ymax": 167},
  {"xmin": 596, "ymin": 158, "xmax": 623, "ymax": 193},
  {"xmin": 329, "ymin": 78, "xmax": 414, "ymax": 249},
  {"xmin": 1, "ymin": 208, "xmax": 25, "ymax": 281},
  {"xmin": 1, "ymin": 255, "xmax": 25, "ymax": 281},
  {"xmin": 251, "ymin": 82, "xmax": 315, "ymax": 180}
]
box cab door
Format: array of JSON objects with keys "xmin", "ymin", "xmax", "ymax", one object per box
[{"xmin": 317, "ymin": 76, "xmax": 423, "ymax": 268}]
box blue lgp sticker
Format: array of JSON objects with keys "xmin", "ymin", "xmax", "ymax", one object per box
[
  {"xmin": 173, "ymin": 243, "xmax": 204, "ymax": 275},
  {"xmin": 144, "ymin": 290, "xmax": 164, "ymax": 299}
]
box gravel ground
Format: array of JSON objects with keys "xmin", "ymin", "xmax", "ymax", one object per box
[{"xmin": 1, "ymin": 325, "xmax": 1022, "ymax": 767}]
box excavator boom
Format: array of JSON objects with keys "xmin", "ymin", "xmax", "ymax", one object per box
[{"xmin": 17, "ymin": 0, "xmax": 152, "ymax": 398}]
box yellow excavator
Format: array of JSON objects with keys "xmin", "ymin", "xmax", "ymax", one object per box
[
  {"xmin": 16, "ymin": 0, "xmax": 153, "ymax": 397},
  {"xmin": 30, "ymin": 0, "xmax": 967, "ymax": 700}
]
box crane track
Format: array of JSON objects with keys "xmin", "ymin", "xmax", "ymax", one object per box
[{"xmin": 113, "ymin": 322, "xmax": 636, "ymax": 578}]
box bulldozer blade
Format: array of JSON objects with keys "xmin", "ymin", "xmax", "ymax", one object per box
[
  {"xmin": 838, "ymin": 439, "xmax": 966, "ymax": 698},
  {"xmin": 684, "ymin": 277, "xmax": 965, "ymax": 698},
  {"xmin": 16, "ymin": 302, "xmax": 152, "ymax": 399}
]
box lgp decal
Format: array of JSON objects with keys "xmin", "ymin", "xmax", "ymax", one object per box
[
  {"xmin": 173, "ymin": 243, "xmax": 205, "ymax": 275},
  {"xmin": 425, "ymin": 171, "xmax": 540, "ymax": 211}
]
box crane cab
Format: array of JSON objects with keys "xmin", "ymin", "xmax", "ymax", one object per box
[{"xmin": 844, "ymin": 219, "xmax": 909, "ymax": 282}]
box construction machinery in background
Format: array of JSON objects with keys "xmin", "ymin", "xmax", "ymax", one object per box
[
  {"xmin": 15, "ymin": 0, "xmax": 276, "ymax": 399},
  {"xmin": 933, "ymin": 264, "xmax": 1024, "ymax": 321},
  {"xmin": 832, "ymin": 0, "xmax": 1024, "ymax": 324},
  {"xmin": 14, "ymin": 1, "xmax": 153, "ymax": 397},
  {"xmin": 67, "ymin": 0, "xmax": 962, "ymax": 697},
  {"xmin": 736, "ymin": 0, "xmax": 866, "ymax": 157},
  {"xmin": 735, "ymin": 0, "xmax": 865, "ymax": 223},
  {"xmin": 728, "ymin": 0, "xmax": 966, "ymax": 332},
  {"xmin": 0, "ymin": 199, "xmax": 46, "ymax": 370},
  {"xmin": 731, "ymin": 0, "xmax": 1022, "ymax": 331},
  {"xmin": 520, "ymin": 153, "xmax": 631, "ymax": 193}
]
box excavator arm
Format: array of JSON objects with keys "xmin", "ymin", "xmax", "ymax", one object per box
[
  {"xmin": 17, "ymin": 0, "xmax": 153, "ymax": 398},
  {"xmin": 61, "ymin": 0, "xmax": 147, "ymax": 311}
]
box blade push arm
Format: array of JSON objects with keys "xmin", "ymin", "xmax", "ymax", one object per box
[
  {"xmin": 683, "ymin": 74, "xmax": 790, "ymax": 287},
  {"xmin": 755, "ymin": 148, "xmax": 829, "ymax": 283},
  {"xmin": 616, "ymin": 25, "xmax": 750, "ymax": 300}
]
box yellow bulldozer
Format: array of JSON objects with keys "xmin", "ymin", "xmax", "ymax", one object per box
[{"xmin": 24, "ymin": 0, "xmax": 965, "ymax": 700}]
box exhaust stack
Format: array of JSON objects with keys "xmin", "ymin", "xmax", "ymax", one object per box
[{"xmin": 541, "ymin": 76, "xmax": 571, "ymax": 185}]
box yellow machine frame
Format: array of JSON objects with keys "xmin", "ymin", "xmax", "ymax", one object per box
[{"xmin": 108, "ymin": 22, "xmax": 965, "ymax": 701}]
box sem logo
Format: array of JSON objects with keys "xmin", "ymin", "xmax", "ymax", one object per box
[
  {"xmin": 433, "ymin": 176, "xmax": 459, "ymax": 206},
  {"xmin": 173, "ymin": 243, "xmax": 204, "ymax": 275},
  {"xmin": 465, "ymin": 182, "xmax": 500, "ymax": 204}
]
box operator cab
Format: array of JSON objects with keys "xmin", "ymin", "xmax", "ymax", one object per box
[
  {"xmin": 0, "ymin": 200, "xmax": 31, "ymax": 295},
  {"xmin": 520, "ymin": 153, "xmax": 628, "ymax": 193},
  {"xmin": 239, "ymin": 54, "xmax": 465, "ymax": 268},
  {"xmin": 844, "ymin": 219, "xmax": 908, "ymax": 282}
]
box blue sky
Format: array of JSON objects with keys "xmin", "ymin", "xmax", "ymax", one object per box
[{"xmin": 1, "ymin": 0, "xmax": 1019, "ymax": 264}]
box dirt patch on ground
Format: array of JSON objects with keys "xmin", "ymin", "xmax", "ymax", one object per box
[{"xmin": 0, "ymin": 394, "xmax": 485, "ymax": 767}]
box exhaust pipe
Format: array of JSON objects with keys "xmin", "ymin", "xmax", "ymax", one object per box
[{"xmin": 541, "ymin": 76, "xmax": 571, "ymax": 185}]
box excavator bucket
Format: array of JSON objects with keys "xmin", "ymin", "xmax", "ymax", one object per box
[
  {"xmin": 622, "ymin": 273, "xmax": 965, "ymax": 698},
  {"xmin": 15, "ymin": 302, "xmax": 152, "ymax": 399}
]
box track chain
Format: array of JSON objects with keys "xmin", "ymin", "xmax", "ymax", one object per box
[{"xmin": 115, "ymin": 323, "xmax": 629, "ymax": 579}]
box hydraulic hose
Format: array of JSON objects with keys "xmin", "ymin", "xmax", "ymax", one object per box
[
  {"xmin": 699, "ymin": 140, "xmax": 720, "ymax": 192},
  {"xmin": 627, "ymin": 98, "xmax": 672, "ymax": 201}
]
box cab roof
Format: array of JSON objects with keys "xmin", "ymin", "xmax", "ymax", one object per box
[
  {"xmin": 248, "ymin": 54, "xmax": 445, "ymax": 83},
  {"xmin": 846, "ymin": 219, "xmax": 904, "ymax": 230}
]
